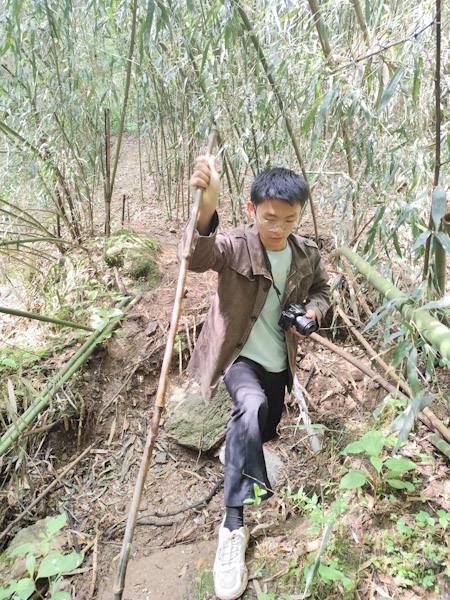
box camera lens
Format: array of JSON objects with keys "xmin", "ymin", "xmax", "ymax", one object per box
[{"xmin": 295, "ymin": 315, "xmax": 317, "ymax": 336}]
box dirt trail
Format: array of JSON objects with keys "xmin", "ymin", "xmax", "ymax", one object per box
[{"xmin": 81, "ymin": 135, "xmax": 379, "ymax": 600}]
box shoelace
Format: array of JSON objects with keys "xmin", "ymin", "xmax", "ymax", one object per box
[{"xmin": 217, "ymin": 531, "xmax": 243, "ymax": 566}]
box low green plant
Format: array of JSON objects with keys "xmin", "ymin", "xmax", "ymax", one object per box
[
  {"xmin": 0, "ymin": 514, "xmax": 84, "ymax": 600},
  {"xmin": 244, "ymin": 483, "xmax": 268, "ymax": 519},
  {"xmin": 284, "ymin": 484, "xmax": 356, "ymax": 595},
  {"xmin": 372, "ymin": 509, "xmax": 450, "ymax": 593},
  {"xmin": 340, "ymin": 430, "xmax": 417, "ymax": 502}
]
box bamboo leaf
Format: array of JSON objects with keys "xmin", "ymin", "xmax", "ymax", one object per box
[
  {"xmin": 413, "ymin": 231, "xmax": 431, "ymax": 251},
  {"xmin": 431, "ymin": 187, "xmax": 446, "ymax": 231},
  {"xmin": 435, "ymin": 231, "xmax": 450, "ymax": 253},
  {"xmin": 412, "ymin": 56, "xmax": 423, "ymax": 101},
  {"xmin": 391, "ymin": 405, "xmax": 414, "ymax": 449},
  {"xmin": 7, "ymin": 379, "xmax": 17, "ymax": 420},
  {"xmin": 378, "ymin": 68, "xmax": 405, "ymax": 113},
  {"xmin": 301, "ymin": 93, "xmax": 326, "ymax": 135},
  {"xmin": 303, "ymin": 519, "xmax": 334, "ymax": 596},
  {"xmin": 392, "ymin": 340, "xmax": 413, "ymax": 367},
  {"xmin": 411, "ymin": 390, "xmax": 434, "ymax": 417},
  {"xmin": 420, "ymin": 292, "xmax": 450, "ymax": 310},
  {"xmin": 312, "ymin": 88, "xmax": 334, "ymax": 146},
  {"xmin": 406, "ymin": 346, "xmax": 420, "ymax": 398}
]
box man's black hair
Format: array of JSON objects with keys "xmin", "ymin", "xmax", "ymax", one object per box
[{"xmin": 250, "ymin": 167, "xmax": 309, "ymax": 207}]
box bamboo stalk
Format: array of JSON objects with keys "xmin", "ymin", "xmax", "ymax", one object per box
[
  {"xmin": 435, "ymin": 213, "xmax": 450, "ymax": 295},
  {"xmin": 0, "ymin": 305, "xmax": 94, "ymax": 332},
  {"xmin": 109, "ymin": 0, "xmax": 138, "ymax": 196},
  {"xmin": 307, "ymin": 0, "xmax": 332, "ymax": 57},
  {"xmin": 0, "ymin": 295, "xmax": 140, "ymax": 455},
  {"xmin": 113, "ymin": 128, "xmax": 217, "ymax": 600},
  {"xmin": 292, "ymin": 375, "xmax": 322, "ymax": 454},
  {"xmin": 231, "ymin": 2, "xmax": 320, "ymax": 243},
  {"xmin": 0, "ymin": 120, "xmax": 80, "ymax": 240},
  {"xmin": 104, "ymin": 108, "xmax": 111, "ymax": 237},
  {"xmin": 334, "ymin": 247, "xmax": 450, "ymax": 362},
  {"xmin": 305, "ymin": 0, "xmax": 358, "ymax": 243},
  {"xmin": 336, "ymin": 304, "xmax": 409, "ymax": 395},
  {"xmin": 349, "ymin": 0, "xmax": 370, "ymax": 44},
  {"xmin": 423, "ymin": 0, "xmax": 443, "ymax": 280}
]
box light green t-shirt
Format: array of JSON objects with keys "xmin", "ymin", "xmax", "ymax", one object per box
[{"xmin": 240, "ymin": 243, "xmax": 292, "ymax": 372}]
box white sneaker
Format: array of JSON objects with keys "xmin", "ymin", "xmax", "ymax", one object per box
[{"xmin": 213, "ymin": 519, "xmax": 250, "ymax": 600}]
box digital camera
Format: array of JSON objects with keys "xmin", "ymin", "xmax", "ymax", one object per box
[{"xmin": 278, "ymin": 304, "xmax": 318, "ymax": 336}]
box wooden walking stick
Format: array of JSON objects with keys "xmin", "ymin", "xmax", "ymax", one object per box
[{"xmin": 113, "ymin": 127, "xmax": 218, "ymax": 600}]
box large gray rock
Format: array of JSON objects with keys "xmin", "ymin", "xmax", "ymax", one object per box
[{"xmin": 164, "ymin": 381, "xmax": 232, "ymax": 451}]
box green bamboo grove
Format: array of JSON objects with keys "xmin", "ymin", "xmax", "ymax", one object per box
[{"xmin": 1, "ymin": 1, "xmax": 447, "ymax": 280}]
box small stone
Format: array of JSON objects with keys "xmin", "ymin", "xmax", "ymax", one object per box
[
  {"xmin": 154, "ymin": 451, "xmax": 167, "ymax": 464},
  {"xmin": 145, "ymin": 319, "xmax": 158, "ymax": 336},
  {"xmin": 169, "ymin": 227, "xmax": 177, "ymax": 233},
  {"xmin": 82, "ymin": 372, "xmax": 91, "ymax": 381}
]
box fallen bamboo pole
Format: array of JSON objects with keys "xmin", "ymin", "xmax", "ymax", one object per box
[
  {"xmin": 428, "ymin": 434, "xmax": 450, "ymax": 459},
  {"xmin": 309, "ymin": 332, "xmax": 450, "ymax": 445},
  {"xmin": 333, "ymin": 247, "xmax": 450, "ymax": 362},
  {"xmin": 335, "ymin": 304, "xmax": 411, "ymax": 396},
  {"xmin": 0, "ymin": 305, "xmax": 94, "ymax": 332},
  {"xmin": 334, "ymin": 306, "xmax": 450, "ymax": 443},
  {"xmin": 113, "ymin": 128, "xmax": 218, "ymax": 600},
  {"xmin": 0, "ymin": 295, "xmax": 141, "ymax": 455}
]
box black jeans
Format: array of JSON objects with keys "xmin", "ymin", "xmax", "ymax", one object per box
[{"xmin": 223, "ymin": 357, "xmax": 288, "ymax": 507}]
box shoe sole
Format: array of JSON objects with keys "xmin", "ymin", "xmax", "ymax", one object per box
[{"xmin": 215, "ymin": 567, "xmax": 248, "ymax": 600}]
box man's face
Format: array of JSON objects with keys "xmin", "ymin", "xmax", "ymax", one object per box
[{"xmin": 248, "ymin": 198, "xmax": 301, "ymax": 251}]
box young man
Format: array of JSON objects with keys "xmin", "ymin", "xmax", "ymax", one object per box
[{"xmin": 180, "ymin": 156, "xmax": 330, "ymax": 600}]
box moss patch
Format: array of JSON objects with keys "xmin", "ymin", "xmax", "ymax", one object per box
[{"xmin": 103, "ymin": 229, "xmax": 161, "ymax": 287}]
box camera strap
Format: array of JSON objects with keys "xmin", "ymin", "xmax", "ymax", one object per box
[{"xmin": 261, "ymin": 246, "xmax": 283, "ymax": 307}]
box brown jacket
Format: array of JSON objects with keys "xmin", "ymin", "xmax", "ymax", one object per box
[{"xmin": 180, "ymin": 213, "xmax": 330, "ymax": 402}]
